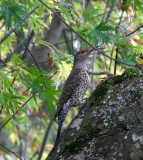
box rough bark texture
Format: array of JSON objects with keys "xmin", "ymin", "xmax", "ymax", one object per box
[{"xmin": 47, "ymin": 73, "xmax": 143, "ymax": 160}]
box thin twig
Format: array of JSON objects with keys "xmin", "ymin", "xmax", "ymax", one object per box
[
  {"xmin": 109, "ymin": 10, "xmax": 124, "ymax": 71},
  {"xmin": 0, "ymin": 4, "xmax": 40, "ymax": 44},
  {"xmin": 114, "ymin": 48, "xmax": 118, "ymax": 75},
  {"xmin": 14, "ymin": 31, "xmax": 41, "ymax": 72},
  {"xmin": 103, "ymin": 0, "xmax": 117, "ymax": 22},
  {"xmin": 102, "ymin": 1, "xmax": 109, "ymax": 22},
  {"xmin": 22, "ymin": 30, "xmax": 34, "ymax": 59},
  {"xmin": 0, "ymin": 144, "xmax": 22, "ymax": 160},
  {"xmin": 117, "ymin": 25, "xmax": 134, "ymax": 55},
  {"xmin": 30, "ymin": 150, "xmax": 39, "ymax": 160},
  {"xmin": 0, "ymin": 96, "xmax": 33, "ymax": 131},
  {"xmin": 0, "ymin": 59, "xmax": 7, "ymax": 66},
  {"xmin": 23, "ymin": 107, "xmax": 28, "ymax": 160},
  {"xmin": 108, "ymin": 45, "xmax": 115, "ymax": 72},
  {"xmin": 88, "ymin": 71, "xmax": 113, "ymax": 75},
  {"xmin": 126, "ymin": 24, "xmax": 143, "ymax": 37},
  {"xmin": 113, "ymin": 11, "xmax": 124, "ymax": 75},
  {"xmin": 37, "ymin": 119, "xmax": 53, "ymax": 160},
  {"xmin": 97, "ymin": 49, "xmax": 135, "ymax": 67}
]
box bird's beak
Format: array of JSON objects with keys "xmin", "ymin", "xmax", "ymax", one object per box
[{"xmin": 88, "ymin": 48, "xmax": 96, "ymax": 55}]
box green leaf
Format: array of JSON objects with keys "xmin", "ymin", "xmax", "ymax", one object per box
[
  {"xmin": 59, "ymin": 51, "xmax": 74, "ymax": 62},
  {"xmin": 0, "ymin": 89, "xmax": 23, "ymax": 114},
  {"xmin": 121, "ymin": 53, "xmax": 140, "ymax": 77},
  {"xmin": 59, "ymin": 1, "xmax": 72, "ymax": 20},
  {"xmin": 82, "ymin": 5, "xmax": 98, "ymax": 22},
  {"xmin": 114, "ymin": 33, "xmax": 130, "ymax": 47},
  {"xmin": 124, "ymin": 53, "xmax": 138, "ymax": 65},
  {"xmin": 95, "ymin": 22, "xmax": 114, "ymax": 31},
  {"xmin": 124, "ymin": 0, "xmax": 132, "ymax": 10},
  {"xmin": 89, "ymin": 22, "xmax": 114, "ymax": 44},
  {"xmin": 134, "ymin": 0, "xmax": 143, "ymax": 10},
  {"xmin": 42, "ymin": 89, "xmax": 60, "ymax": 116},
  {"xmin": 0, "ymin": 1, "xmax": 28, "ymax": 29}
]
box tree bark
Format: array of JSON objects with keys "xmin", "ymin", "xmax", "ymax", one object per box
[
  {"xmin": 24, "ymin": 13, "xmax": 64, "ymax": 65},
  {"xmin": 47, "ymin": 73, "xmax": 143, "ymax": 160}
]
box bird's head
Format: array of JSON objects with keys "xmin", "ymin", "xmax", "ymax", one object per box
[
  {"xmin": 73, "ymin": 49, "xmax": 91, "ymax": 69},
  {"xmin": 74, "ymin": 49, "xmax": 89, "ymax": 61}
]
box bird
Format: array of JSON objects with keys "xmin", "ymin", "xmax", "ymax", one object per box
[{"xmin": 54, "ymin": 49, "xmax": 92, "ymax": 144}]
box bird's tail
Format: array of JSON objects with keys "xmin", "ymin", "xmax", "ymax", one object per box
[
  {"xmin": 47, "ymin": 121, "xmax": 63, "ymax": 158},
  {"xmin": 55, "ymin": 121, "xmax": 63, "ymax": 144}
]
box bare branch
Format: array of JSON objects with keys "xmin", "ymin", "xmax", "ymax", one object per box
[
  {"xmin": 117, "ymin": 26, "xmax": 134, "ymax": 54},
  {"xmin": 103, "ymin": 0, "xmax": 117, "ymax": 22},
  {"xmin": 88, "ymin": 71, "xmax": 113, "ymax": 75},
  {"xmin": 22, "ymin": 30, "xmax": 34, "ymax": 59},
  {"xmin": 114, "ymin": 48, "xmax": 118, "ymax": 75},
  {"xmin": 0, "ymin": 144, "xmax": 22, "ymax": 160},
  {"xmin": 37, "ymin": 119, "xmax": 53, "ymax": 160},
  {"xmin": 97, "ymin": 49, "xmax": 136, "ymax": 67},
  {"xmin": 30, "ymin": 150, "xmax": 39, "ymax": 160},
  {"xmin": 126, "ymin": 24, "xmax": 143, "ymax": 37},
  {"xmin": 14, "ymin": 31, "xmax": 41, "ymax": 72}
]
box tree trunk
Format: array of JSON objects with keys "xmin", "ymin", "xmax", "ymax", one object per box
[
  {"xmin": 24, "ymin": 13, "xmax": 64, "ymax": 65},
  {"xmin": 47, "ymin": 73, "xmax": 143, "ymax": 160}
]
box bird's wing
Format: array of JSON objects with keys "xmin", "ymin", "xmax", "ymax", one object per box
[{"xmin": 54, "ymin": 68, "xmax": 88, "ymax": 119}]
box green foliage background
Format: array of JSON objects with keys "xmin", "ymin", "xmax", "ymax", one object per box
[{"xmin": 0, "ymin": 0, "xmax": 143, "ymax": 159}]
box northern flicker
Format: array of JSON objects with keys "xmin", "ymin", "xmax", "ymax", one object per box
[{"xmin": 54, "ymin": 49, "xmax": 91, "ymax": 143}]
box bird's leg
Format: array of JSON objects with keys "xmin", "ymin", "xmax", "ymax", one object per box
[
  {"xmin": 82, "ymin": 97, "xmax": 89, "ymax": 101},
  {"xmin": 69, "ymin": 99, "xmax": 85, "ymax": 108}
]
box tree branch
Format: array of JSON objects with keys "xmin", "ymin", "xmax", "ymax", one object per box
[
  {"xmin": 88, "ymin": 71, "xmax": 113, "ymax": 75},
  {"xmin": 126, "ymin": 24, "xmax": 143, "ymax": 37},
  {"xmin": 14, "ymin": 31, "xmax": 41, "ymax": 72},
  {"xmin": 37, "ymin": 118, "xmax": 53, "ymax": 160},
  {"xmin": 0, "ymin": 144, "xmax": 22, "ymax": 160}
]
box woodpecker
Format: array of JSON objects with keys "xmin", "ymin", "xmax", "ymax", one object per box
[{"xmin": 54, "ymin": 49, "xmax": 91, "ymax": 144}]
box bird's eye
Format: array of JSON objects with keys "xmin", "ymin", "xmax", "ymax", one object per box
[{"xmin": 81, "ymin": 51, "xmax": 85, "ymax": 53}]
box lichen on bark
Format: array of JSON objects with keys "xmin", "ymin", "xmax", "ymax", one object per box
[{"xmin": 47, "ymin": 73, "xmax": 143, "ymax": 160}]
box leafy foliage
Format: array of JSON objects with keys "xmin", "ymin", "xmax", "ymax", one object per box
[
  {"xmin": 89, "ymin": 22, "xmax": 114, "ymax": 44},
  {"xmin": 122, "ymin": 54, "xmax": 140, "ymax": 76},
  {"xmin": 82, "ymin": 5, "xmax": 99, "ymax": 22},
  {"xmin": 0, "ymin": 71, "xmax": 23, "ymax": 113},
  {"xmin": 0, "ymin": 1, "xmax": 28, "ymax": 29},
  {"xmin": 125, "ymin": 0, "xmax": 143, "ymax": 10},
  {"xmin": 26, "ymin": 67, "xmax": 59, "ymax": 114},
  {"xmin": 59, "ymin": 1, "xmax": 72, "ymax": 20}
]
